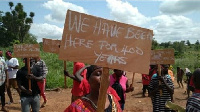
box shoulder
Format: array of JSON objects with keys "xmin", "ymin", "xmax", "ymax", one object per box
[
  {"xmin": 166, "ymin": 74, "xmax": 171, "ymax": 78},
  {"xmin": 64, "ymin": 99, "xmax": 84, "ymax": 112},
  {"xmin": 121, "ymin": 75, "xmax": 128, "ymax": 80},
  {"xmin": 152, "ymin": 74, "xmax": 158, "ymax": 79},
  {"xmin": 12, "ymin": 58, "xmax": 18, "ymax": 61}
]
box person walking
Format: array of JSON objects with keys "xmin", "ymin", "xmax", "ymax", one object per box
[
  {"xmin": 64, "ymin": 62, "xmax": 87, "ymax": 103},
  {"xmin": 5, "ymin": 51, "xmax": 20, "ymax": 104},
  {"xmin": 142, "ymin": 74, "xmax": 150, "ymax": 97},
  {"xmin": 16, "ymin": 58, "xmax": 44, "ymax": 112},
  {"xmin": 0, "ymin": 56, "xmax": 9, "ymax": 112},
  {"xmin": 177, "ymin": 67, "xmax": 184, "ymax": 88},
  {"xmin": 110, "ymin": 69, "xmax": 134, "ymax": 110},
  {"xmin": 33, "ymin": 57, "xmax": 48, "ymax": 108},
  {"xmin": 149, "ymin": 65, "xmax": 174, "ymax": 112}
]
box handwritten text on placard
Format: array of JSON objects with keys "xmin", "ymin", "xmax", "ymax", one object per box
[
  {"xmin": 59, "ymin": 10, "xmax": 153, "ymax": 74},
  {"xmin": 14, "ymin": 44, "xmax": 40, "ymax": 58},
  {"xmin": 43, "ymin": 38, "xmax": 61, "ymax": 54},
  {"xmin": 151, "ymin": 49, "xmax": 175, "ymax": 65}
]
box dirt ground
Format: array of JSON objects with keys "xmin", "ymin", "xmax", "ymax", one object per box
[{"xmin": 2, "ymin": 72, "xmax": 189, "ymax": 112}]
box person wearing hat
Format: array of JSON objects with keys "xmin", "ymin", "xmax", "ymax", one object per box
[
  {"xmin": 5, "ymin": 51, "xmax": 20, "ymax": 104},
  {"xmin": 149, "ymin": 64, "xmax": 174, "ymax": 112}
]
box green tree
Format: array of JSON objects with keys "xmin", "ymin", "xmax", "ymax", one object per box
[
  {"xmin": 151, "ymin": 38, "xmax": 159, "ymax": 50},
  {"xmin": 24, "ymin": 33, "xmax": 37, "ymax": 44},
  {"xmin": 172, "ymin": 41, "xmax": 185, "ymax": 57},
  {"xmin": 186, "ymin": 40, "xmax": 191, "ymax": 46},
  {"xmin": 0, "ymin": 2, "xmax": 35, "ymax": 47}
]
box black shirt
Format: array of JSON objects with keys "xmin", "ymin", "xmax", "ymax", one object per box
[{"xmin": 16, "ymin": 65, "xmax": 42, "ymax": 97}]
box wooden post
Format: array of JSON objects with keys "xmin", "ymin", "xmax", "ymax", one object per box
[
  {"xmin": 158, "ymin": 64, "xmax": 162, "ymax": 95},
  {"xmin": 131, "ymin": 72, "xmax": 135, "ymax": 87},
  {"xmin": 97, "ymin": 67, "xmax": 109, "ymax": 112},
  {"xmin": 27, "ymin": 58, "xmax": 31, "ymax": 90},
  {"xmin": 64, "ymin": 61, "xmax": 67, "ymax": 88}
]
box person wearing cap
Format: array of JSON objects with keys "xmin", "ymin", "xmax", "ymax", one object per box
[
  {"xmin": 5, "ymin": 51, "xmax": 20, "ymax": 104},
  {"xmin": 0, "ymin": 55, "xmax": 9, "ymax": 112},
  {"xmin": 149, "ymin": 64, "xmax": 174, "ymax": 112}
]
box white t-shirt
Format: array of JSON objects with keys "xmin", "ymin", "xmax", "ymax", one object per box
[{"xmin": 6, "ymin": 58, "xmax": 19, "ymax": 79}]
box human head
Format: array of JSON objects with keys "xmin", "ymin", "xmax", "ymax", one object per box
[
  {"xmin": 23, "ymin": 58, "xmax": 34, "ymax": 67},
  {"xmin": 177, "ymin": 67, "xmax": 180, "ymax": 71},
  {"xmin": 0, "ymin": 50, "xmax": 3, "ymax": 57},
  {"xmin": 162, "ymin": 64, "xmax": 169, "ymax": 75},
  {"xmin": 150, "ymin": 65, "xmax": 158, "ymax": 70},
  {"xmin": 113, "ymin": 69, "xmax": 124, "ymax": 78},
  {"xmin": 86, "ymin": 65, "xmax": 104, "ymax": 92},
  {"xmin": 185, "ymin": 68, "xmax": 191, "ymax": 73},
  {"xmin": 193, "ymin": 68, "xmax": 200, "ymax": 89},
  {"xmin": 5, "ymin": 51, "xmax": 12, "ymax": 59}
]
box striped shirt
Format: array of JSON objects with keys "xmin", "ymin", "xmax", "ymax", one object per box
[
  {"xmin": 186, "ymin": 93, "xmax": 200, "ymax": 112},
  {"xmin": 34, "ymin": 59, "xmax": 48, "ymax": 78},
  {"xmin": 149, "ymin": 74, "xmax": 174, "ymax": 112},
  {"xmin": 0, "ymin": 59, "xmax": 8, "ymax": 86}
]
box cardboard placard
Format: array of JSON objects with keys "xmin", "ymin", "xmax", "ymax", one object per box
[
  {"xmin": 59, "ymin": 10, "xmax": 153, "ymax": 74},
  {"xmin": 150, "ymin": 49, "xmax": 175, "ymax": 65},
  {"xmin": 43, "ymin": 38, "xmax": 61, "ymax": 54},
  {"xmin": 14, "ymin": 44, "xmax": 40, "ymax": 58}
]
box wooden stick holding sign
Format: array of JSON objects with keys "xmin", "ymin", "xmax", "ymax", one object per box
[
  {"xmin": 158, "ymin": 64, "xmax": 162, "ymax": 95},
  {"xmin": 131, "ymin": 73, "xmax": 136, "ymax": 88},
  {"xmin": 97, "ymin": 67, "xmax": 109, "ymax": 112},
  {"xmin": 42, "ymin": 38, "xmax": 65, "ymax": 87},
  {"xmin": 27, "ymin": 58, "xmax": 31, "ymax": 90},
  {"xmin": 14, "ymin": 44, "xmax": 40, "ymax": 90},
  {"xmin": 64, "ymin": 61, "xmax": 67, "ymax": 88}
]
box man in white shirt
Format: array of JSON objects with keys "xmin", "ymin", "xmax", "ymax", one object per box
[{"xmin": 5, "ymin": 51, "xmax": 20, "ymax": 103}]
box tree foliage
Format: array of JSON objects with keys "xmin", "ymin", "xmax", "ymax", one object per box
[{"xmin": 0, "ymin": 2, "xmax": 36, "ymax": 47}]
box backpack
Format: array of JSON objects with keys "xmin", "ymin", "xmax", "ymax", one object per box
[{"xmin": 112, "ymin": 81, "xmax": 125, "ymax": 104}]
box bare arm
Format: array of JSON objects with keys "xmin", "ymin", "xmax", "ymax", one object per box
[
  {"xmin": 74, "ymin": 65, "xmax": 90, "ymax": 82},
  {"xmin": 125, "ymin": 80, "xmax": 134, "ymax": 93},
  {"xmin": 64, "ymin": 70, "xmax": 78, "ymax": 81}
]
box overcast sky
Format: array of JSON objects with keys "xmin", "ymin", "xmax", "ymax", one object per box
[{"xmin": 1, "ymin": 0, "xmax": 200, "ymax": 44}]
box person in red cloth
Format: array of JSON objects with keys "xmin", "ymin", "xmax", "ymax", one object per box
[
  {"xmin": 71, "ymin": 65, "xmax": 121, "ymax": 102},
  {"xmin": 149, "ymin": 65, "xmax": 158, "ymax": 79},
  {"xmin": 142, "ymin": 74, "xmax": 150, "ymax": 97},
  {"xmin": 64, "ymin": 62, "xmax": 88, "ymax": 103},
  {"xmin": 64, "ymin": 65, "xmax": 122, "ymax": 112}
]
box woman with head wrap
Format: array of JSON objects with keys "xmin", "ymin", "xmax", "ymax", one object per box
[{"xmin": 64, "ymin": 65, "xmax": 122, "ymax": 112}]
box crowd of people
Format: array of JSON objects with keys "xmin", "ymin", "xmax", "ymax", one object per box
[
  {"xmin": 1, "ymin": 49, "xmax": 200, "ymax": 112},
  {"xmin": 0, "ymin": 50, "xmax": 48, "ymax": 112}
]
